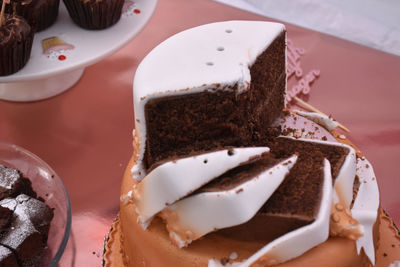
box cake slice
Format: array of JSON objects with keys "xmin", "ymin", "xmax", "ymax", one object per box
[
  {"xmin": 132, "ymin": 147, "xmax": 270, "ymax": 227},
  {"xmin": 159, "ymin": 154, "xmax": 298, "ymax": 247},
  {"xmin": 243, "ymin": 159, "xmax": 334, "ymax": 266},
  {"xmin": 157, "ymin": 137, "xmax": 356, "ymax": 250},
  {"xmin": 224, "ymin": 137, "xmax": 355, "ymax": 243}
]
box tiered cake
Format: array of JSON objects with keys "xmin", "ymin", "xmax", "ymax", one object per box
[{"xmin": 103, "ymin": 21, "xmax": 400, "ymax": 267}]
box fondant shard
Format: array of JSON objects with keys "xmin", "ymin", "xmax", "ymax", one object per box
[
  {"xmin": 244, "ymin": 159, "xmax": 333, "ymax": 266},
  {"xmin": 133, "ymin": 147, "xmax": 270, "ymax": 227},
  {"xmin": 160, "ymin": 155, "xmax": 298, "ymax": 247}
]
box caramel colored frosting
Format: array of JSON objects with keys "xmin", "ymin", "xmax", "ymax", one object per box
[
  {"xmin": 103, "ymin": 155, "xmax": 400, "ymax": 267},
  {"xmin": 0, "ymin": 14, "xmax": 32, "ymax": 46},
  {"xmin": 329, "ymin": 202, "xmax": 363, "ymax": 240}
]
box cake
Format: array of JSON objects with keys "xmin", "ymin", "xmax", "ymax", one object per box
[
  {"xmin": 103, "ymin": 21, "xmax": 400, "ymax": 267},
  {"xmin": 132, "ymin": 21, "xmax": 285, "ymax": 175},
  {"xmin": 0, "ymin": 164, "xmax": 54, "ymax": 266},
  {"xmin": 62, "ymin": 0, "xmax": 124, "ymax": 30},
  {"xmin": 0, "ymin": 13, "xmax": 34, "ymax": 76},
  {"xmin": 0, "ymin": 0, "xmax": 60, "ymax": 32}
]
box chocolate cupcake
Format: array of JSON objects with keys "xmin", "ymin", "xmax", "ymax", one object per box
[
  {"xmin": 0, "ymin": 0, "xmax": 60, "ymax": 32},
  {"xmin": 63, "ymin": 0, "xmax": 124, "ymax": 30},
  {"xmin": 0, "ymin": 13, "xmax": 34, "ymax": 76}
]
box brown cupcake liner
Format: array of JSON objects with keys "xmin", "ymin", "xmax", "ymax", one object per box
[
  {"xmin": 0, "ymin": 30, "xmax": 34, "ymax": 76},
  {"xmin": 28, "ymin": 0, "xmax": 60, "ymax": 32},
  {"xmin": 63, "ymin": 0, "xmax": 124, "ymax": 30}
]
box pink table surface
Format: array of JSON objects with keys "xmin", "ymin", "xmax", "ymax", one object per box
[{"xmin": 0, "ymin": 0, "xmax": 399, "ymax": 266}]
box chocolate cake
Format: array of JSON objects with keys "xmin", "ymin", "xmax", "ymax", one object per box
[
  {"xmin": 158, "ymin": 154, "xmax": 298, "ymax": 247},
  {"xmin": 132, "ymin": 21, "xmax": 286, "ymax": 177},
  {"xmin": 102, "ymin": 21, "xmax": 400, "ymax": 267},
  {"xmin": 0, "ymin": 244, "xmax": 18, "ymax": 267},
  {"xmin": 0, "ymin": 13, "xmax": 34, "ymax": 76},
  {"xmin": 218, "ymin": 137, "xmax": 353, "ymax": 242},
  {"xmin": 0, "ymin": 165, "xmax": 54, "ymax": 267},
  {"xmin": 144, "ymin": 32, "xmax": 285, "ymax": 169},
  {"xmin": 259, "ymin": 137, "xmax": 350, "ymax": 228},
  {"xmin": 197, "ymin": 153, "xmax": 286, "ymax": 193},
  {"xmin": 0, "ymin": 164, "xmax": 36, "ymax": 199}
]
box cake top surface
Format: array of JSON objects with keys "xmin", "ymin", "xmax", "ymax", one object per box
[{"xmin": 133, "ymin": 20, "xmax": 284, "ymax": 101}]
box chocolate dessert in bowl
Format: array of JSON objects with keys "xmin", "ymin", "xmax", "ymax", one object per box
[{"xmin": 0, "ymin": 141, "xmax": 71, "ymax": 266}]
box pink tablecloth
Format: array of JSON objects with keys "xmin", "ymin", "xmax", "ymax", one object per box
[{"xmin": 0, "ymin": 0, "xmax": 399, "ymax": 265}]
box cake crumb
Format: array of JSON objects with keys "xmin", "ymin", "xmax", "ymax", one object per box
[
  {"xmin": 220, "ymin": 257, "xmax": 229, "ymax": 265},
  {"xmin": 229, "ymin": 252, "xmax": 238, "ymax": 260}
]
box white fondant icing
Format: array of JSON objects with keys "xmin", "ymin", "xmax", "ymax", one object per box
[
  {"xmin": 161, "ymin": 155, "xmax": 298, "ymax": 247},
  {"xmin": 294, "ymin": 110, "xmax": 339, "ymax": 131},
  {"xmin": 230, "ymin": 252, "xmax": 238, "ymax": 260},
  {"xmin": 243, "ymin": 159, "xmax": 333, "ymax": 266},
  {"xmin": 277, "ymin": 112, "xmax": 337, "ymax": 142},
  {"xmin": 389, "ymin": 261, "xmax": 400, "ymax": 267},
  {"xmin": 133, "ymin": 147, "xmax": 270, "ymax": 227},
  {"xmin": 351, "ymin": 157, "xmax": 379, "ymax": 265},
  {"xmin": 332, "ymin": 146, "xmax": 357, "ymax": 209},
  {"xmin": 132, "ymin": 21, "xmax": 285, "ymax": 179}
]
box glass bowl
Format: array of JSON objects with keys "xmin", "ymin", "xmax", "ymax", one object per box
[{"xmin": 0, "ymin": 141, "xmax": 72, "ymax": 266}]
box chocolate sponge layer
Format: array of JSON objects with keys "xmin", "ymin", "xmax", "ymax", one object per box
[{"xmin": 144, "ymin": 32, "xmax": 286, "ymax": 170}]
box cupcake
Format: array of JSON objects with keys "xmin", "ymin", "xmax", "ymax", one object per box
[
  {"xmin": 0, "ymin": 0, "xmax": 60, "ymax": 32},
  {"xmin": 63, "ymin": 0, "xmax": 124, "ymax": 30},
  {"xmin": 0, "ymin": 13, "xmax": 34, "ymax": 76}
]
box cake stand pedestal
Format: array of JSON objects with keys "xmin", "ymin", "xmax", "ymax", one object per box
[{"xmin": 0, "ymin": 68, "xmax": 84, "ymax": 102}]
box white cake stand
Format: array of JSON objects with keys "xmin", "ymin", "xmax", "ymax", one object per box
[{"xmin": 0, "ymin": 0, "xmax": 157, "ymax": 102}]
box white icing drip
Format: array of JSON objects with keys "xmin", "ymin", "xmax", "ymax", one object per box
[
  {"xmin": 277, "ymin": 112, "xmax": 337, "ymax": 142},
  {"xmin": 333, "ymin": 147, "xmax": 357, "ymax": 209},
  {"xmin": 295, "ymin": 110, "xmax": 339, "ymax": 131},
  {"xmin": 351, "ymin": 157, "xmax": 379, "ymax": 265},
  {"xmin": 132, "ymin": 21, "xmax": 285, "ymax": 179},
  {"xmin": 243, "ymin": 159, "xmax": 333, "ymax": 266},
  {"xmin": 161, "ymin": 155, "xmax": 297, "ymax": 247},
  {"xmin": 389, "ymin": 261, "xmax": 400, "ymax": 267},
  {"xmin": 133, "ymin": 147, "xmax": 269, "ymax": 227},
  {"xmin": 230, "ymin": 252, "xmax": 238, "ymax": 260}
]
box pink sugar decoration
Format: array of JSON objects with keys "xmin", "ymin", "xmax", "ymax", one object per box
[
  {"xmin": 287, "ymin": 39, "xmax": 305, "ymax": 78},
  {"xmin": 286, "ymin": 70, "xmax": 320, "ymax": 104},
  {"xmin": 286, "ymin": 38, "xmax": 321, "ymax": 105}
]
